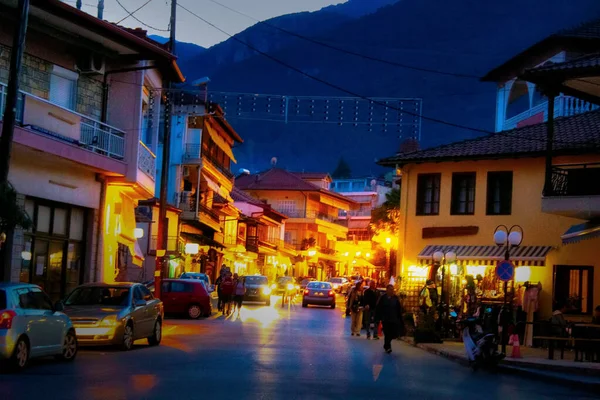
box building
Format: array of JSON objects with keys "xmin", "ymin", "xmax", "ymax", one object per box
[
  {"xmin": 0, "ymin": 1, "xmax": 182, "ymax": 299},
  {"xmin": 235, "ymin": 168, "xmax": 357, "ymax": 280},
  {"xmin": 481, "ymin": 18, "xmax": 600, "ymax": 132},
  {"xmin": 153, "ymin": 99, "xmax": 243, "ymax": 281}
]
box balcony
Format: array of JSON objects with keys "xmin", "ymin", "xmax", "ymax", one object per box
[
  {"xmin": 202, "ymin": 151, "xmax": 234, "ymax": 181},
  {"xmin": 246, "ymin": 235, "xmax": 259, "ymax": 253},
  {"xmin": 338, "ymin": 209, "xmax": 372, "ymax": 218},
  {"xmin": 0, "ymin": 83, "xmax": 126, "ymax": 160},
  {"xmin": 138, "ymin": 141, "xmax": 156, "ymax": 180},
  {"xmin": 542, "ymin": 163, "xmax": 600, "ymax": 219},
  {"xmin": 150, "ymin": 236, "xmax": 185, "ymax": 254},
  {"xmin": 183, "ymin": 143, "xmax": 202, "ymax": 164},
  {"xmin": 177, "ymin": 192, "xmax": 221, "ymax": 229},
  {"xmin": 283, "ymin": 209, "xmax": 346, "ymax": 226},
  {"xmin": 502, "ymin": 95, "xmax": 600, "ymax": 131}
]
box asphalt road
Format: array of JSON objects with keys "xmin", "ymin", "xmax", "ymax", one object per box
[{"xmin": 1, "ymin": 295, "xmax": 596, "ymax": 400}]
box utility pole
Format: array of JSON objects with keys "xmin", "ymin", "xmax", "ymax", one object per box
[
  {"xmin": 0, "ymin": 0, "xmax": 30, "ymax": 282},
  {"xmin": 154, "ymin": 0, "xmax": 177, "ymax": 299}
]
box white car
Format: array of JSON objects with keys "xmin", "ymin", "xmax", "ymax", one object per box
[{"xmin": 0, "ymin": 283, "xmax": 77, "ymax": 371}]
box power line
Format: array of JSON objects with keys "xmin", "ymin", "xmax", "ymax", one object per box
[
  {"xmin": 202, "ymin": 0, "xmax": 482, "ymax": 80},
  {"xmin": 116, "ymin": 0, "xmax": 154, "ymax": 25},
  {"xmin": 115, "ymin": 0, "xmax": 170, "ymax": 32},
  {"xmin": 178, "ymin": 3, "xmax": 599, "ymax": 147}
]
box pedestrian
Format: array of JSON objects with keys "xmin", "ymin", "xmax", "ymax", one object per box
[
  {"xmin": 233, "ymin": 274, "xmax": 246, "ymax": 315},
  {"xmin": 215, "ymin": 272, "xmax": 224, "ymax": 312},
  {"xmin": 375, "ymin": 284, "xmax": 404, "ymax": 354},
  {"xmin": 220, "ymin": 272, "xmax": 235, "ymax": 315},
  {"xmin": 363, "ymin": 282, "xmax": 380, "ymax": 340},
  {"xmin": 347, "ymin": 281, "xmax": 365, "ymax": 336}
]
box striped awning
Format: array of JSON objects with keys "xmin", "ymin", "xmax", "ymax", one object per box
[
  {"xmin": 417, "ymin": 245, "xmax": 553, "ymax": 266},
  {"xmin": 561, "ymin": 221, "xmax": 600, "ymax": 245}
]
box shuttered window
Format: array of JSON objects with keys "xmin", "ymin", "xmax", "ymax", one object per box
[{"xmin": 49, "ymin": 65, "xmax": 78, "ymax": 110}]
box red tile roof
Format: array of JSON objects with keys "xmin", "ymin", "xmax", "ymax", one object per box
[
  {"xmin": 378, "ymin": 109, "xmax": 600, "ymax": 166},
  {"xmin": 293, "ymin": 172, "xmax": 332, "ymax": 181}
]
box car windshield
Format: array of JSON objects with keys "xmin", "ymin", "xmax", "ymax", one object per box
[
  {"xmin": 330, "ymin": 278, "xmax": 343, "ymax": 283},
  {"xmin": 64, "ymin": 287, "xmax": 130, "ymax": 306},
  {"xmin": 307, "ymin": 282, "xmax": 331, "ymax": 290},
  {"xmin": 245, "ymin": 276, "xmax": 267, "ymax": 285}
]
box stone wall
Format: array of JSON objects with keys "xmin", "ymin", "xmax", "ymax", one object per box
[{"xmin": 0, "ymin": 43, "xmax": 103, "ymax": 120}]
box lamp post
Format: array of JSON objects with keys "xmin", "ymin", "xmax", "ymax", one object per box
[
  {"xmin": 432, "ymin": 250, "xmax": 457, "ymax": 338},
  {"xmin": 493, "ymin": 224, "xmax": 523, "ymax": 355},
  {"xmin": 385, "ymin": 237, "xmax": 392, "ymax": 279}
]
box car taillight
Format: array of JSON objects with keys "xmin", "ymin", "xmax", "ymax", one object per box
[
  {"xmin": 328, "ymin": 290, "xmax": 334, "ymax": 297},
  {"xmin": 304, "ymin": 289, "xmax": 309, "ymax": 295},
  {"xmin": 0, "ymin": 310, "xmax": 17, "ymax": 329}
]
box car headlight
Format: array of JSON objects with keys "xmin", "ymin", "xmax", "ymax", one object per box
[
  {"xmin": 286, "ymin": 283, "xmax": 295, "ymax": 291},
  {"xmin": 262, "ymin": 286, "xmax": 272, "ymax": 295},
  {"xmin": 99, "ymin": 315, "xmax": 118, "ymax": 327}
]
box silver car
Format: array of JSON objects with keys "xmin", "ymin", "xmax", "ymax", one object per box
[
  {"xmin": 0, "ymin": 283, "xmax": 77, "ymax": 371},
  {"xmin": 62, "ymin": 283, "xmax": 163, "ymax": 350},
  {"xmin": 301, "ymin": 281, "xmax": 336, "ymax": 309}
]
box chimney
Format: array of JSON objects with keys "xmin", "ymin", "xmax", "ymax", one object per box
[{"xmin": 97, "ymin": 0, "xmax": 104, "ymax": 20}]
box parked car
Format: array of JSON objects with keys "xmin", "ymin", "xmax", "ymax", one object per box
[
  {"xmin": 302, "ymin": 281, "xmax": 336, "ymax": 309},
  {"xmin": 243, "ymin": 275, "xmax": 271, "ymax": 305},
  {"xmin": 62, "ymin": 283, "xmax": 163, "ymax": 351},
  {"xmin": 180, "ymin": 272, "xmax": 212, "ymax": 287},
  {"xmin": 160, "ymin": 279, "xmax": 212, "ymax": 319},
  {"xmin": 328, "ymin": 277, "xmax": 351, "ymax": 294},
  {"xmin": 0, "ymin": 283, "xmax": 77, "ymax": 371},
  {"xmin": 272, "ymin": 276, "xmax": 297, "ymax": 296}
]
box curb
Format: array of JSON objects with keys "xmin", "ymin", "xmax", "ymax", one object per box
[{"xmin": 402, "ymin": 338, "xmax": 600, "ymax": 392}]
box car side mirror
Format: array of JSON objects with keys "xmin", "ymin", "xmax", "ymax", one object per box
[
  {"xmin": 54, "ymin": 301, "xmax": 64, "ymax": 312},
  {"xmin": 133, "ymin": 299, "xmax": 146, "ymax": 308}
]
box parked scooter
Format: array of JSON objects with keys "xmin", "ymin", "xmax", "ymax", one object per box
[{"xmin": 461, "ymin": 317, "xmax": 505, "ymax": 370}]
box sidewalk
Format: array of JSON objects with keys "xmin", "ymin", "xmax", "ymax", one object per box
[{"xmin": 402, "ymin": 337, "xmax": 600, "ymax": 391}]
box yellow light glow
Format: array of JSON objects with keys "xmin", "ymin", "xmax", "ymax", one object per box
[
  {"xmin": 185, "ymin": 243, "xmax": 199, "ymax": 255},
  {"xmin": 286, "ymin": 283, "xmax": 295, "ymax": 291},
  {"xmin": 515, "ymin": 266, "xmax": 531, "ymax": 282},
  {"xmin": 385, "ymin": 237, "xmax": 391, "ymax": 244},
  {"xmin": 344, "ymin": 252, "xmax": 349, "ymax": 257},
  {"xmin": 307, "ymin": 250, "xmax": 316, "ymax": 257},
  {"xmin": 355, "ymin": 251, "xmax": 361, "ymax": 257},
  {"xmin": 407, "ymin": 265, "xmax": 428, "ymax": 277},
  {"xmin": 449, "ymin": 264, "xmax": 458, "ymax": 275},
  {"xmin": 134, "ymin": 228, "xmax": 144, "ymax": 239},
  {"xmin": 21, "ymin": 251, "xmax": 32, "ymax": 261},
  {"xmin": 466, "ymin": 265, "xmax": 488, "ymax": 277},
  {"xmin": 366, "ymin": 252, "xmax": 371, "ymax": 258},
  {"xmin": 262, "ymin": 286, "xmax": 272, "ymax": 295}
]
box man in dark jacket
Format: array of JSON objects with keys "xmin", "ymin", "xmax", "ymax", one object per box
[
  {"xmin": 363, "ymin": 283, "xmax": 380, "ymax": 340},
  {"xmin": 376, "ymin": 284, "xmax": 403, "ymax": 354}
]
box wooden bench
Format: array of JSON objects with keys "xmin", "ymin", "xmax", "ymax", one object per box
[{"xmin": 532, "ymin": 336, "xmax": 571, "ymax": 360}]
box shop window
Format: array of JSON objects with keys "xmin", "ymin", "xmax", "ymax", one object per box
[
  {"xmin": 416, "ymin": 173, "xmax": 441, "ymax": 216},
  {"xmin": 70, "ymin": 208, "xmax": 85, "ymax": 240},
  {"xmin": 37, "ymin": 205, "xmax": 51, "ymax": 233},
  {"xmin": 66, "ymin": 243, "xmax": 82, "ymax": 295},
  {"xmin": 554, "ymin": 265, "xmax": 593, "ymax": 314},
  {"xmin": 486, "ymin": 171, "xmax": 513, "ymax": 215},
  {"xmin": 53, "ymin": 208, "xmax": 68, "ymax": 236},
  {"xmin": 451, "ymin": 172, "xmax": 476, "ymax": 215}
]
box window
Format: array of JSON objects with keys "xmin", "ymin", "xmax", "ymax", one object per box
[
  {"xmin": 487, "ymin": 171, "xmax": 513, "ymax": 215},
  {"xmin": 276, "ymin": 200, "xmax": 297, "ymax": 216},
  {"xmin": 451, "ymin": 172, "xmax": 476, "ymax": 215},
  {"xmin": 29, "ymin": 288, "xmax": 53, "ymax": 311},
  {"xmin": 170, "ymin": 282, "xmax": 192, "ymax": 293},
  {"xmin": 139, "ymin": 285, "xmax": 154, "ymax": 301},
  {"xmin": 416, "ymin": 174, "xmax": 441, "ymax": 215},
  {"xmin": 133, "ymin": 287, "xmax": 144, "ymax": 302},
  {"xmin": 554, "ymin": 265, "xmax": 594, "ymax": 315},
  {"xmin": 49, "ymin": 65, "xmax": 77, "ymax": 110}
]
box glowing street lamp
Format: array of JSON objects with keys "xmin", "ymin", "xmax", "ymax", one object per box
[
  {"xmin": 185, "ymin": 243, "xmax": 199, "ymax": 255},
  {"xmin": 134, "ymin": 228, "xmax": 144, "ymax": 239}
]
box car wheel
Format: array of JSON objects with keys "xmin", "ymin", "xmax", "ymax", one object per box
[
  {"xmin": 58, "ymin": 330, "xmax": 78, "ymax": 362},
  {"xmin": 302, "ymin": 302, "xmax": 308, "ymax": 308},
  {"xmin": 148, "ymin": 319, "xmax": 162, "ymax": 346},
  {"xmin": 188, "ymin": 304, "xmax": 202, "ymax": 319},
  {"xmin": 121, "ymin": 322, "xmax": 134, "ymax": 351},
  {"xmin": 8, "ymin": 336, "xmax": 29, "ymax": 372}
]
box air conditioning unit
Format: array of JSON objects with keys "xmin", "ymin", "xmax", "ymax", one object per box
[
  {"xmin": 76, "ymin": 53, "xmax": 105, "ymax": 75},
  {"xmin": 182, "ymin": 166, "xmax": 190, "ymax": 177}
]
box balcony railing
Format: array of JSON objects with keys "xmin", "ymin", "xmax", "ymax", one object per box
[
  {"xmin": 246, "ymin": 235, "xmax": 259, "ymax": 253},
  {"xmin": 150, "ymin": 236, "xmax": 185, "ymax": 253},
  {"xmin": 281, "ymin": 209, "xmax": 345, "ymax": 226},
  {"xmin": 1, "ymin": 83, "xmax": 126, "ymax": 160},
  {"xmin": 550, "ymin": 164, "xmax": 600, "ymax": 196},
  {"xmin": 339, "ymin": 209, "xmax": 372, "ymax": 218},
  {"xmin": 183, "ymin": 143, "xmax": 202, "ymax": 163},
  {"xmin": 138, "ymin": 141, "xmax": 156, "ymax": 180},
  {"xmin": 203, "ymin": 151, "xmax": 234, "ymax": 180},
  {"xmin": 177, "ymin": 192, "xmax": 220, "ymax": 222}
]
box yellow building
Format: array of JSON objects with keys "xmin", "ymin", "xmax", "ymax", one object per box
[
  {"xmin": 235, "ymin": 168, "xmax": 356, "ymax": 280},
  {"xmin": 379, "ymin": 117, "xmax": 600, "ymax": 319}
]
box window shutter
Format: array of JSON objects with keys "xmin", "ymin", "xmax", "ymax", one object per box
[{"xmin": 50, "ymin": 74, "xmax": 75, "ymax": 109}]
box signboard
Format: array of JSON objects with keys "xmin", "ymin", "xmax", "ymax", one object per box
[
  {"xmin": 495, "ymin": 261, "xmax": 515, "ymax": 282},
  {"xmin": 422, "ymin": 226, "xmax": 479, "ymax": 239}
]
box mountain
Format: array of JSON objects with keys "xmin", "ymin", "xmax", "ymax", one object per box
[
  {"xmin": 177, "ymin": 0, "xmax": 600, "ymax": 176},
  {"xmin": 148, "ymin": 35, "xmax": 206, "ymax": 75}
]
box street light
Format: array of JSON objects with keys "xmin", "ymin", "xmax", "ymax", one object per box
[
  {"xmin": 493, "ymin": 224, "xmax": 523, "ymax": 355},
  {"xmin": 432, "ymin": 250, "xmax": 456, "ymax": 338}
]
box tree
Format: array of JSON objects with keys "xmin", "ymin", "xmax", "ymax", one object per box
[
  {"xmin": 332, "ymin": 157, "xmax": 351, "ymax": 179},
  {"xmin": 0, "ymin": 182, "xmax": 32, "ymax": 243},
  {"xmin": 370, "ymin": 187, "xmax": 401, "ymax": 245}
]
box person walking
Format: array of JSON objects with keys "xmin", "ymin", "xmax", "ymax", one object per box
[
  {"xmin": 220, "ymin": 272, "xmax": 235, "ymax": 316},
  {"xmin": 233, "ymin": 274, "xmax": 246, "ymax": 316},
  {"xmin": 376, "ymin": 284, "xmax": 404, "ymax": 354},
  {"xmin": 363, "ymin": 282, "xmax": 380, "ymax": 340},
  {"xmin": 347, "ymin": 281, "xmax": 365, "ymax": 336}
]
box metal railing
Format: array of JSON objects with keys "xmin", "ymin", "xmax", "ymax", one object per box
[
  {"xmin": 281, "ymin": 209, "xmax": 346, "ymax": 225},
  {"xmin": 202, "ymin": 151, "xmax": 234, "ymax": 180},
  {"xmin": 150, "ymin": 236, "xmax": 185, "ymax": 253},
  {"xmin": 1, "ymin": 82, "xmax": 125, "ymax": 159},
  {"xmin": 339, "ymin": 209, "xmax": 372, "ymax": 217},
  {"xmin": 138, "ymin": 141, "xmax": 156, "ymax": 180},
  {"xmin": 176, "ymin": 192, "xmax": 220, "ymax": 222},
  {"xmin": 183, "ymin": 143, "xmax": 202, "ymax": 162},
  {"xmin": 550, "ymin": 163, "xmax": 600, "ymax": 196},
  {"xmin": 246, "ymin": 235, "xmax": 259, "ymax": 252}
]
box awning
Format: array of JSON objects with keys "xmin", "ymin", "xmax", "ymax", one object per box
[
  {"xmin": 206, "ymin": 119, "xmax": 237, "ymax": 163},
  {"xmin": 181, "ymin": 232, "xmax": 225, "ymax": 249},
  {"xmin": 116, "ymin": 194, "xmax": 143, "ymax": 266},
  {"xmin": 562, "ymin": 221, "xmax": 600, "ymax": 244},
  {"xmin": 132, "ymin": 241, "xmax": 144, "ymax": 267},
  {"xmin": 417, "ymin": 245, "xmax": 553, "ymax": 266},
  {"xmin": 204, "ymin": 176, "xmax": 233, "ymax": 202},
  {"xmin": 318, "ymin": 252, "xmax": 341, "ymax": 262}
]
